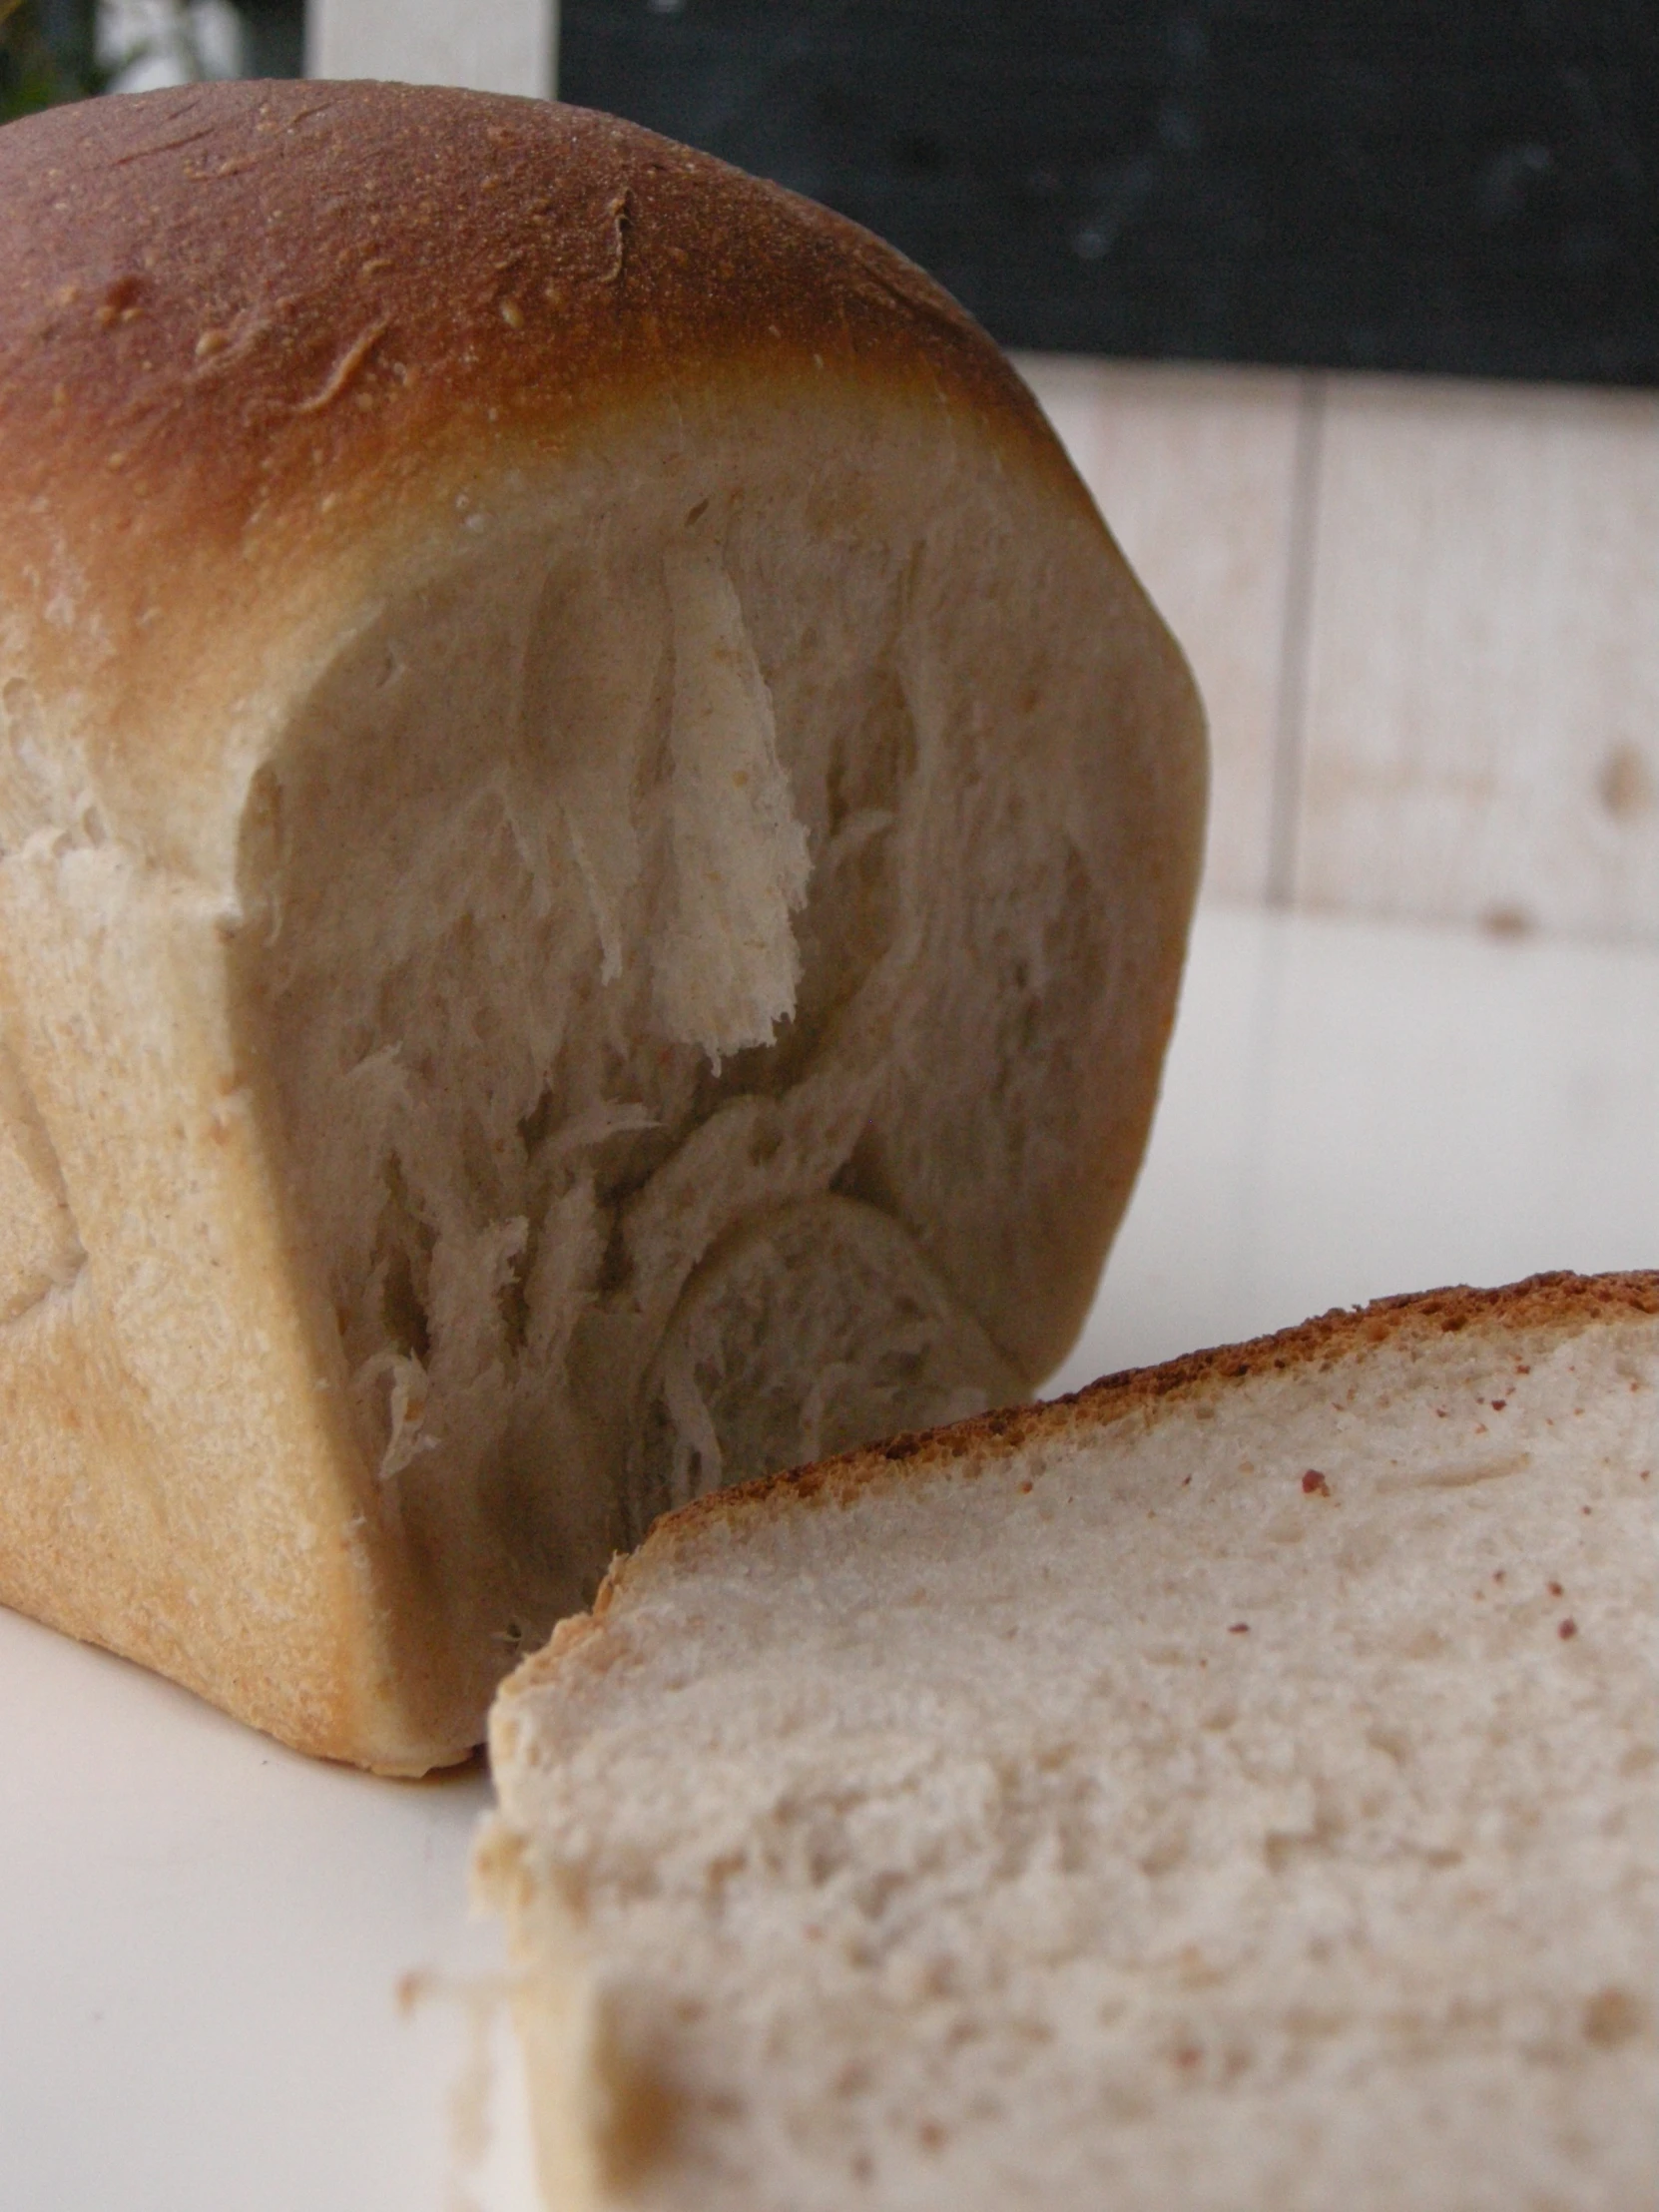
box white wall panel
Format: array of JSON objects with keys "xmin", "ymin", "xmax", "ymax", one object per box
[
  {"xmin": 307, "ymin": 0, "xmax": 553, "ymax": 98},
  {"xmin": 1295, "ymin": 378, "xmax": 1659, "ymax": 942}
]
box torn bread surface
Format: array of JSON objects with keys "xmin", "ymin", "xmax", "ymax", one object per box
[{"xmin": 480, "ymin": 1272, "xmax": 1659, "ymax": 2212}]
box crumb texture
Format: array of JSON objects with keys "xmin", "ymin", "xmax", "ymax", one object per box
[
  {"xmin": 488, "ymin": 1294, "xmax": 1659, "ymax": 2210},
  {"xmin": 653, "ymin": 547, "xmax": 812, "ymax": 1062},
  {"xmin": 222, "ymin": 377, "xmax": 1187, "ymax": 1723}
]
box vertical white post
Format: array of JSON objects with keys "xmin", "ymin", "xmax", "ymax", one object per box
[{"xmin": 306, "ymin": 0, "xmax": 556, "ymax": 98}]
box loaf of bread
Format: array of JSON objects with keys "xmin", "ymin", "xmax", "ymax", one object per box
[
  {"xmin": 478, "ymin": 1271, "xmax": 1659, "ymax": 2211},
  {"xmin": 0, "ymin": 84, "xmax": 1203, "ymax": 1770}
]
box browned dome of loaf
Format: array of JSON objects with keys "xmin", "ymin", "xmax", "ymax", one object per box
[{"xmin": 0, "ymin": 81, "xmax": 1076, "ymax": 684}]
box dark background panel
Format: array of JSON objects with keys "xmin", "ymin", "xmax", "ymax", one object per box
[
  {"xmin": 242, "ymin": 0, "xmax": 305, "ymax": 79},
  {"xmin": 1, "ymin": 0, "xmax": 303, "ymax": 116},
  {"xmin": 561, "ymin": 0, "xmax": 1659, "ymax": 384}
]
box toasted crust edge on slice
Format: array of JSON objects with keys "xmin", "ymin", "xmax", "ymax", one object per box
[{"xmin": 493, "ymin": 1269, "xmax": 1658, "ymax": 1707}]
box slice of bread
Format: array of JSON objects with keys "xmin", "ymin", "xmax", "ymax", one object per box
[
  {"xmin": 478, "ymin": 1272, "xmax": 1659, "ymax": 2211},
  {"xmin": 0, "ymin": 85, "xmax": 1202, "ymax": 1768}
]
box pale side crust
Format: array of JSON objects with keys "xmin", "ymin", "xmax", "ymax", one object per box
[
  {"xmin": 497, "ymin": 1269, "xmax": 1659, "ymax": 1710},
  {"xmin": 0, "ymin": 853, "xmax": 419, "ymax": 1767}
]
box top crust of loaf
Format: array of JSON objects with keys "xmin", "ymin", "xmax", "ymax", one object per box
[
  {"xmin": 528, "ymin": 1271, "xmax": 1659, "ymax": 1669},
  {"xmin": 0, "ymin": 80, "xmax": 1086, "ymax": 860}
]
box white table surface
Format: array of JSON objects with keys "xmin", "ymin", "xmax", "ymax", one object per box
[{"xmin": 4, "ymin": 902, "xmax": 1656, "ymax": 2212}]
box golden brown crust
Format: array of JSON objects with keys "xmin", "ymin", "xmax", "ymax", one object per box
[
  {"xmin": 0, "ymin": 80, "xmax": 1081, "ymax": 813},
  {"xmin": 597, "ymin": 1268, "xmax": 1659, "ymax": 1584},
  {"xmin": 0, "ymin": 80, "xmax": 1038, "ymax": 492}
]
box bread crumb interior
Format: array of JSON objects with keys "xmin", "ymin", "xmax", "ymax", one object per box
[
  {"xmin": 492, "ymin": 1317, "xmax": 1658, "ymax": 2211},
  {"xmin": 228, "ymin": 387, "xmax": 1138, "ymax": 1721}
]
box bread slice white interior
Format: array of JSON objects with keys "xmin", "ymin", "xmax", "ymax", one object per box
[{"xmin": 479, "ymin": 1272, "xmax": 1659, "ymax": 2211}]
